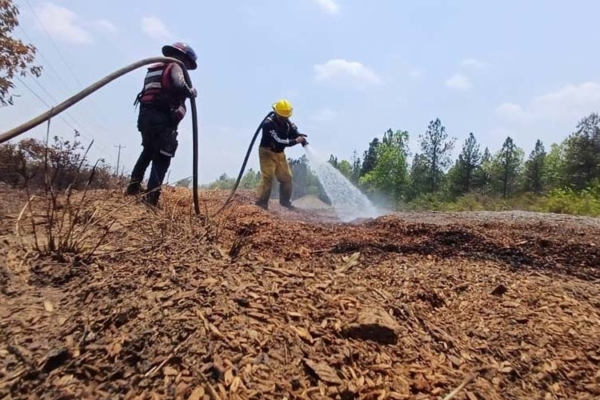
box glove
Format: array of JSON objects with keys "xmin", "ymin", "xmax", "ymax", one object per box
[
  {"xmin": 188, "ymin": 87, "xmax": 197, "ymax": 98},
  {"xmin": 298, "ymin": 134, "xmax": 309, "ymax": 147}
]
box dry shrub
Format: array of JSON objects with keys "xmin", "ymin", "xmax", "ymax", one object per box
[
  {"xmin": 8, "ymin": 129, "xmax": 122, "ymax": 262},
  {"xmin": 0, "ymin": 131, "xmax": 121, "ymax": 191},
  {"xmin": 20, "ymin": 169, "xmax": 119, "ymax": 262}
]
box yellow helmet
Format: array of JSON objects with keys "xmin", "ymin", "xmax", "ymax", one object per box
[{"xmin": 272, "ymin": 99, "xmax": 293, "ymax": 118}]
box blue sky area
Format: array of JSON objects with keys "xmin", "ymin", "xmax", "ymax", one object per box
[{"xmin": 3, "ymin": 0, "xmax": 600, "ymax": 184}]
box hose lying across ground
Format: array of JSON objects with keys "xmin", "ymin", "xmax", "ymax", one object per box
[{"xmin": 0, "ymin": 57, "xmax": 201, "ymax": 216}]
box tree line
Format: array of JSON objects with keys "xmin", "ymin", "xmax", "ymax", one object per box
[
  {"xmin": 346, "ymin": 112, "xmax": 600, "ymax": 206},
  {"xmin": 207, "ymin": 112, "xmax": 600, "ymax": 215}
]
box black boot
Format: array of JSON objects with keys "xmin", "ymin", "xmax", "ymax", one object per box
[
  {"xmin": 125, "ymin": 181, "xmax": 142, "ymax": 196},
  {"xmin": 142, "ymin": 190, "xmax": 161, "ymax": 209},
  {"xmin": 255, "ymin": 199, "xmax": 268, "ymax": 210},
  {"xmin": 280, "ymin": 201, "xmax": 298, "ymax": 211}
]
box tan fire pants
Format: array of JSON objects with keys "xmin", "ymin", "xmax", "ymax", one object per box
[{"xmin": 256, "ymin": 147, "xmax": 293, "ymax": 205}]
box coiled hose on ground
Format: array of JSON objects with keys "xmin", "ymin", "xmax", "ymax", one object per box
[{"xmin": 0, "ymin": 57, "xmax": 201, "ymax": 215}]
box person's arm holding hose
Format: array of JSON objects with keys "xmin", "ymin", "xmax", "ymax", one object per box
[
  {"xmin": 169, "ymin": 63, "xmax": 197, "ymax": 99},
  {"xmin": 289, "ymin": 122, "xmax": 308, "ymax": 146},
  {"xmin": 265, "ymin": 119, "xmax": 304, "ymax": 147},
  {"xmin": 168, "ymin": 63, "xmax": 197, "ymax": 123}
]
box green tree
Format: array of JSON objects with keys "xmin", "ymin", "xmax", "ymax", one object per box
[
  {"xmin": 491, "ymin": 136, "xmax": 524, "ymax": 198},
  {"xmin": 1, "ymin": 0, "xmax": 42, "ymax": 106},
  {"xmin": 473, "ymin": 147, "xmax": 492, "ymax": 191},
  {"xmin": 562, "ymin": 113, "xmax": 600, "ymax": 190},
  {"xmin": 444, "ymin": 159, "xmax": 462, "ymax": 198},
  {"xmin": 454, "ymin": 132, "xmax": 482, "ymax": 194},
  {"xmin": 328, "ymin": 155, "xmax": 338, "ymax": 168},
  {"xmin": 328, "ymin": 154, "xmax": 353, "ymax": 179},
  {"xmin": 361, "ymin": 138, "xmax": 380, "ymax": 177},
  {"xmin": 206, "ymin": 173, "xmax": 236, "ymax": 190},
  {"xmin": 544, "ymin": 142, "xmax": 566, "ymax": 189},
  {"xmin": 336, "ymin": 160, "xmax": 353, "ymax": 179},
  {"xmin": 408, "ymin": 153, "xmax": 429, "ymax": 200},
  {"xmin": 419, "ymin": 118, "xmax": 456, "ymax": 192},
  {"xmin": 359, "ymin": 129, "xmax": 410, "ymax": 203},
  {"xmin": 239, "ymin": 168, "xmax": 261, "ymax": 189},
  {"xmin": 523, "ymin": 139, "xmax": 546, "ymax": 194}
]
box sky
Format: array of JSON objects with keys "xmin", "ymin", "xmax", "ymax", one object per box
[{"xmin": 2, "ymin": 0, "xmax": 600, "ymax": 184}]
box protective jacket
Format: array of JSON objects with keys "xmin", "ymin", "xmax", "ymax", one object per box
[
  {"xmin": 134, "ymin": 62, "xmax": 194, "ymax": 124},
  {"xmin": 259, "ymin": 113, "xmax": 302, "ymax": 153}
]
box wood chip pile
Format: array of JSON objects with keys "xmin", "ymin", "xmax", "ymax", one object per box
[{"xmin": 1, "ymin": 188, "xmax": 599, "ymax": 399}]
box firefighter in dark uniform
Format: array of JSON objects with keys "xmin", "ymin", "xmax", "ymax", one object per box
[
  {"xmin": 255, "ymin": 99, "xmax": 307, "ymax": 210},
  {"xmin": 126, "ymin": 42, "xmax": 198, "ymax": 207}
]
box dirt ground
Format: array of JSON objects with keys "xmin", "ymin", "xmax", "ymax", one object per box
[{"xmin": 1, "ymin": 186, "xmax": 599, "ymax": 400}]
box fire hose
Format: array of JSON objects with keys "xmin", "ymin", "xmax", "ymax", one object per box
[
  {"xmin": 211, "ymin": 111, "xmax": 308, "ymax": 217},
  {"xmin": 0, "ymin": 57, "xmax": 201, "ymax": 215}
]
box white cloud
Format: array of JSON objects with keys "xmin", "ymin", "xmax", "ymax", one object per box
[
  {"xmin": 313, "ymin": 0, "xmax": 340, "ymax": 15},
  {"xmin": 530, "ymin": 82, "xmax": 600, "ymax": 120},
  {"xmin": 89, "ymin": 19, "xmax": 118, "ymax": 34},
  {"xmin": 492, "ymin": 82, "xmax": 600, "ymax": 149},
  {"xmin": 409, "ymin": 69, "xmax": 424, "ymax": 79},
  {"xmin": 33, "ymin": 2, "xmax": 117, "ymax": 44},
  {"xmin": 496, "ymin": 82, "xmax": 600, "ymax": 123},
  {"xmin": 460, "ymin": 58, "xmax": 486, "ymax": 69},
  {"xmin": 141, "ymin": 16, "xmax": 173, "ymax": 41},
  {"xmin": 314, "ymin": 59, "xmax": 383, "ymax": 88},
  {"xmin": 442, "ymin": 59, "xmax": 485, "ymax": 93},
  {"xmin": 495, "ymin": 102, "xmax": 526, "ymax": 120},
  {"xmin": 34, "ymin": 3, "xmax": 91, "ymax": 44},
  {"xmin": 309, "ymin": 108, "xmax": 338, "ymax": 123},
  {"xmin": 445, "ymin": 73, "xmax": 472, "ymax": 91}
]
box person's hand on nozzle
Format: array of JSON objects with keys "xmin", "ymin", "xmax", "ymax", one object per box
[{"xmin": 296, "ymin": 135, "xmax": 306, "ymax": 144}]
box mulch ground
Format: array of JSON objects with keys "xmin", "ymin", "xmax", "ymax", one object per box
[{"xmin": 1, "ymin": 187, "xmax": 599, "ymax": 400}]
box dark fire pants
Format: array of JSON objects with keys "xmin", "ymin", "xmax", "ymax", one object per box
[{"xmin": 128, "ymin": 106, "xmax": 179, "ymax": 205}]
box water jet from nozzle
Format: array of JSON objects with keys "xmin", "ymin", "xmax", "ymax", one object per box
[{"xmin": 302, "ymin": 144, "xmax": 384, "ymax": 222}]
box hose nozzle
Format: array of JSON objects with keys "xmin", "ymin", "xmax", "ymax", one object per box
[{"xmin": 299, "ymin": 134, "xmax": 309, "ymax": 147}]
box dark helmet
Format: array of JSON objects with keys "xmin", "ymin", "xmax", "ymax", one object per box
[{"xmin": 162, "ymin": 42, "xmax": 198, "ymax": 70}]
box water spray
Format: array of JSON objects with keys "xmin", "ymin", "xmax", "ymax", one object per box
[
  {"xmin": 303, "ymin": 145, "xmax": 383, "ymax": 222},
  {"xmin": 0, "ymin": 57, "xmax": 201, "ymax": 215}
]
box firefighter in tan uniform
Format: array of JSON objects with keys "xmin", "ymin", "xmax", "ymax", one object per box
[{"xmin": 255, "ymin": 99, "xmax": 306, "ymax": 210}]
